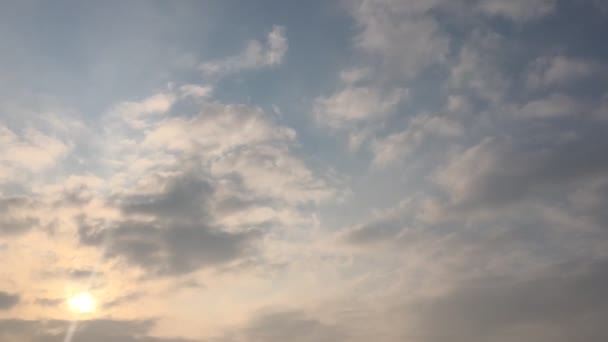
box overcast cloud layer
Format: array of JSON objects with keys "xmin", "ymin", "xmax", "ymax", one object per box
[{"xmin": 1, "ymin": 0, "xmax": 608, "ymax": 341}]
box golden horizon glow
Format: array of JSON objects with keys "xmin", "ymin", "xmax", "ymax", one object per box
[{"xmin": 68, "ymin": 292, "xmax": 96, "ymax": 314}]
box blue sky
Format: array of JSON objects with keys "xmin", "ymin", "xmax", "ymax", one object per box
[{"xmin": 1, "ymin": 1, "xmax": 608, "ymax": 341}]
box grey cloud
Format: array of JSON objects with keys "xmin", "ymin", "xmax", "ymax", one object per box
[
  {"xmin": 0, "ymin": 216, "xmax": 38, "ymax": 235},
  {"xmin": 79, "ymin": 171, "xmax": 261, "ymax": 276},
  {"xmin": 0, "ymin": 291, "xmax": 19, "ymax": 310},
  {"xmin": 0, "ymin": 319, "xmax": 195, "ymax": 342},
  {"xmin": 569, "ymin": 176, "xmax": 608, "ymax": 227},
  {"xmin": 475, "ymin": 0, "xmax": 556, "ymax": 21},
  {"xmin": 215, "ymin": 270, "xmax": 604, "ymax": 342},
  {"xmin": 120, "ymin": 172, "xmax": 214, "ymax": 219},
  {"xmin": 0, "ymin": 196, "xmax": 39, "ymax": 235},
  {"xmin": 67, "ymin": 268, "xmax": 97, "ymax": 280},
  {"xmin": 405, "ymin": 259, "xmax": 608, "ymax": 342},
  {"xmin": 104, "ymin": 292, "xmax": 143, "ymax": 308},
  {"xmin": 214, "ymin": 195, "xmax": 276, "ymax": 216},
  {"xmin": 434, "ymin": 133, "xmax": 608, "ymax": 214},
  {"xmin": 210, "ymin": 311, "xmax": 345, "ymax": 342},
  {"xmin": 271, "ymin": 259, "xmax": 608, "ymax": 342},
  {"xmin": 80, "ymin": 220, "xmax": 260, "ymax": 276},
  {"xmin": 344, "ymin": 217, "xmax": 404, "ymax": 245},
  {"xmin": 56, "ymin": 184, "xmax": 94, "ymax": 206},
  {"xmin": 34, "ymin": 297, "xmax": 64, "ymax": 307}
]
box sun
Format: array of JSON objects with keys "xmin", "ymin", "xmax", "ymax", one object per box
[{"xmin": 68, "ymin": 292, "xmax": 96, "ymax": 313}]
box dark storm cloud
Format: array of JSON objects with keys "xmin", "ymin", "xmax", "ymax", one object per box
[
  {"xmin": 79, "ymin": 171, "xmax": 262, "ymax": 276},
  {"xmin": 0, "ymin": 319, "xmax": 195, "ymax": 342},
  {"xmin": 0, "ymin": 291, "xmax": 19, "ymax": 310}
]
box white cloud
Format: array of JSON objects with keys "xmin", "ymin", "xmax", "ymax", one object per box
[
  {"xmin": 0, "ymin": 126, "xmax": 68, "ymax": 179},
  {"xmin": 143, "ymin": 102, "xmax": 295, "ymax": 156},
  {"xmin": 199, "ymin": 25, "xmax": 287, "ymax": 75},
  {"xmin": 449, "ymin": 40, "xmax": 509, "ymax": 104},
  {"xmin": 137, "ymin": 98, "xmax": 333, "ymax": 204},
  {"xmin": 339, "ymin": 68, "xmax": 372, "ymax": 85},
  {"xmin": 178, "ymin": 84, "xmax": 213, "ymax": 99},
  {"xmin": 527, "ymin": 56, "xmax": 603, "ymax": 88},
  {"xmin": 517, "ymin": 94, "xmax": 583, "ymax": 119},
  {"xmin": 432, "ymin": 137, "xmax": 502, "ymax": 207},
  {"xmin": 108, "ymin": 93, "xmax": 175, "ymax": 129},
  {"xmin": 373, "ymin": 113, "xmax": 463, "ymax": 167},
  {"xmin": 210, "ymin": 144, "xmax": 334, "ymax": 204},
  {"xmin": 446, "ymin": 94, "xmax": 472, "ymax": 113},
  {"xmin": 314, "ymin": 87, "xmax": 407, "ymax": 129},
  {"xmin": 353, "ymin": 0, "xmax": 449, "ymax": 77}
]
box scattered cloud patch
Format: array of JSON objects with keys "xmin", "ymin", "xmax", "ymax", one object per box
[{"xmin": 200, "ymin": 25, "xmax": 287, "ymax": 76}]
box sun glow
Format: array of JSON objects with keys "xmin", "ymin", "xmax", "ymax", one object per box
[{"xmin": 68, "ymin": 292, "xmax": 96, "ymax": 313}]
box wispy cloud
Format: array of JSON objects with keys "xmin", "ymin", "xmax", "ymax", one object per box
[{"xmin": 199, "ymin": 25, "xmax": 287, "ymax": 76}]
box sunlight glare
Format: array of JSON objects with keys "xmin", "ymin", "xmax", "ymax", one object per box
[{"xmin": 68, "ymin": 292, "xmax": 96, "ymax": 314}]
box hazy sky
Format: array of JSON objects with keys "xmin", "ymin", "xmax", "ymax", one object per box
[{"xmin": 1, "ymin": 0, "xmax": 608, "ymax": 341}]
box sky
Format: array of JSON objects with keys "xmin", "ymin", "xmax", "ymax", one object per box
[{"xmin": 1, "ymin": 0, "xmax": 608, "ymax": 341}]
